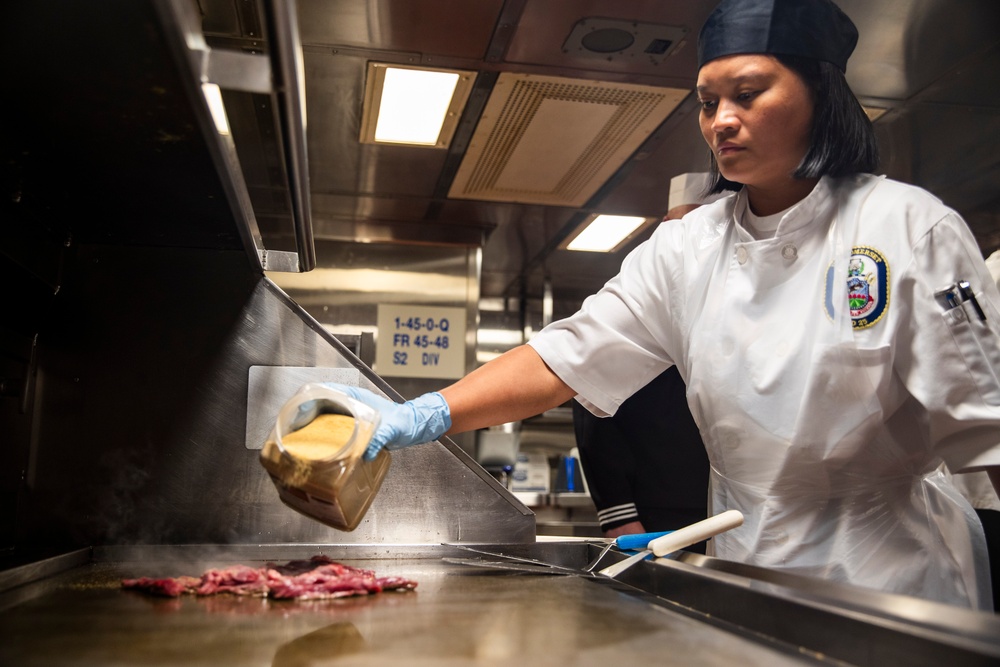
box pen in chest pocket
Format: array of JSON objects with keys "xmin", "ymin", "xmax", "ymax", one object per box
[
  {"xmin": 936, "ymin": 281, "xmax": 987, "ymax": 321},
  {"xmin": 935, "ymin": 285, "xmax": 961, "ymax": 311},
  {"xmin": 957, "ymin": 281, "xmax": 987, "ymax": 321}
]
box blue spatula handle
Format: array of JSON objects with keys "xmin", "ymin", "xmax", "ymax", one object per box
[{"xmin": 614, "ymin": 530, "xmax": 674, "ymax": 551}]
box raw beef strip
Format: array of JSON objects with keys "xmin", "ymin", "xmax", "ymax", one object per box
[
  {"xmin": 195, "ymin": 564, "xmax": 271, "ymax": 596},
  {"xmin": 121, "ymin": 575, "xmax": 201, "ymax": 597},
  {"xmin": 267, "ymin": 555, "xmax": 363, "ymax": 576},
  {"xmin": 122, "ymin": 555, "xmax": 417, "ymax": 599},
  {"xmin": 266, "ymin": 563, "xmax": 416, "ymax": 600}
]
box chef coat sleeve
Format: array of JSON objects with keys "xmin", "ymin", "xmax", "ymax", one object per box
[
  {"xmin": 528, "ymin": 225, "xmax": 685, "ymax": 416},
  {"xmin": 896, "ymin": 211, "xmax": 1000, "ymax": 471}
]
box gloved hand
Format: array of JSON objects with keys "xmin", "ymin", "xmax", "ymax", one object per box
[{"xmin": 322, "ymin": 383, "xmax": 452, "ymax": 461}]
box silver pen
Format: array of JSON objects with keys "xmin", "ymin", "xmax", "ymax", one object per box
[{"xmin": 957, "ymin": 280, "xmax": 987, "ymax": 321}]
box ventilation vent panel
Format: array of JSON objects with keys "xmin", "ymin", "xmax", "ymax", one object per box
[{"xmin": 448, "ymin": 73, "xmax": 688, "ymax": 207}]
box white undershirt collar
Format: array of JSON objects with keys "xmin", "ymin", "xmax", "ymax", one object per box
[{"xmin": 735, "ymin": 190, "xmax": 795, "ymax": 240}]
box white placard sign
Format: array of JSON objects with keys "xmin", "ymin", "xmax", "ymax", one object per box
[{"xmin": 376, "ymin": 304, "xmax": 467, "ymax": 379}]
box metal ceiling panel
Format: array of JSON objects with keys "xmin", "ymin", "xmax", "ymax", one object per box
[
  {"xmin": 311, "ymin": 192, "xmax": 430, "ymax": 224},
  {"xmin": 506, "ymin": 0, "xmax": 715, "ymax": 85},
  {"xmin": 296, "ymin": 0, "xmax": 506, "ymax": 58},
  {"xmin": 310, "ymin": 217, "xmax": 486, "ymax": 247},
  {"xmin": 841, "ymin": 0, "xmax": 1000, "ymax": 102}
]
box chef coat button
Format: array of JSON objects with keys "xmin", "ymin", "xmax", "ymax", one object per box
[
  {"xmin": 780, "ymin": 244, "xmax": 798, "ymax": 260},
  {"xmin": 736, "ymin": 246, "xmax": 749, "ymax": 265}
]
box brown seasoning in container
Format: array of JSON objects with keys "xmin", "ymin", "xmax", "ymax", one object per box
[
  {"xmin": 261, "ymin": 401, "xmax": 390, "ymax": 531},
  {"xmin": 281, "ymin": 414, "xmax": 357, "ymax": 460}
]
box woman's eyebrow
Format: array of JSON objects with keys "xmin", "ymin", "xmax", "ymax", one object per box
[{"xmin": 696, "ymin": 73, "xmax": 772, "ymax": 94}]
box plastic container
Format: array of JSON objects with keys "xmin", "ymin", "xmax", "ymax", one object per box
[{"xmin": 259, "ymin": 383, "xmax": 390, "ymax": 531}]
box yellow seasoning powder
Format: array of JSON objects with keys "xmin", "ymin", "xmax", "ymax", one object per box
[{"xmin": 282, "ymin": 413, "xmax": 357, "ymax": 461}]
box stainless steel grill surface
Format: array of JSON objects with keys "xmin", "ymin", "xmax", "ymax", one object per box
[
  {"xmin": 0, "ymin": 551, "xmax": 819, "ymax": 666},
  {"xmin": 3, "ymin": 545, "xmax": 1000, "ymax": 667}
]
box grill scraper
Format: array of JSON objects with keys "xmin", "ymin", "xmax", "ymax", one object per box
[{"xmin": 597, "ymin": 510, "xmax": 744, "ymax": 578}]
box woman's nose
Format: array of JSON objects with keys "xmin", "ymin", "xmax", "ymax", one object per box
[{"xmin": 711, "ymin": 100, "xmax": 739, "ymax": 134}]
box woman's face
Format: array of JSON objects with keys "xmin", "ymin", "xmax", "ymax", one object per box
[{"xmin": 697, "ymin": 54, "xmax": 814, "ymax": 195}]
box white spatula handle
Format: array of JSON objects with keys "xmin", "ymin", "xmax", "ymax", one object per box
[{"xmin": 648, "ymin": 509, "xmax": 744, "ymax": 557}]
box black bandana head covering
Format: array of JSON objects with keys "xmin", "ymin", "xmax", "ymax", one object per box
[{"xmin": 698, "ymin": 0, "xmax": 858, "ymax": 72}]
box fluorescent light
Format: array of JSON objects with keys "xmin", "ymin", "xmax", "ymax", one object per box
[
  {"xmin": 477, "ymin": 328, "xmax": 525, "ymax": 346},
  {"xmin": 374, "ymin": 68, "xmax": 459, "ymax": 145},
  {"xmin": 201, "ymin": 83, "xmax": 230, "ymax": 135},
  {"xmin": 566, "ymin": 214, "xmax": 648, "ymax": 252},
  {"xmin": 360, "ymin": 64, "xmax": 474, "ymax": 148}
]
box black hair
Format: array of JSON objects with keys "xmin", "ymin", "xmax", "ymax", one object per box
[{"xmin": 706, "ymin": 54, "xmax": 879, "ymax": 194}]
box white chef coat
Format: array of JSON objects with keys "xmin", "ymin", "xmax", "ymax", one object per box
[
  {"xmin": 529, "ymin": 174, "xmax": 1000, "ymax": 609},
  {"xmin": 953, "ymin": 249, "xmax": 1000, "ymax": 515}
]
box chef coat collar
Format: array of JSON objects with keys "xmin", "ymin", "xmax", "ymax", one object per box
[{"xmin": 732, "ymin": 178, "xmax": 833, "ymax": 239}]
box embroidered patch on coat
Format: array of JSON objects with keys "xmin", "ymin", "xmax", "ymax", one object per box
[
  {"xmin": 824, "ymin": 246, "xmax": 890, "ymax": 329},
  {"xmin": 847, "ymin": 247, "xmax": 889, "ymax": 328}
]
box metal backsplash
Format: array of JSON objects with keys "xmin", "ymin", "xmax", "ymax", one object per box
[{"xmin": 19, "ymin": 243, "xmax": 533, "ymax": 548}]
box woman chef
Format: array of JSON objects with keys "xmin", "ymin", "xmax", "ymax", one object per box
[{"xmin": 324, "ymin": 0, "xmax": 1000, "ymax": 609}]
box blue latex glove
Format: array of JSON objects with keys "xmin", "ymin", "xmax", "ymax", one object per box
[{"xmin": 322, "ymin": 384, "xmax": 452, "ymax": 461}]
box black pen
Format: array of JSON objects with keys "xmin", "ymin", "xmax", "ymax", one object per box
[{"xmin": 958, "ymin": 281, "xmax": 987, "ymax": 321}]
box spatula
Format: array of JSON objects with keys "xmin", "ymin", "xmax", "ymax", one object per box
[
  {"xmin": 613, "ymin": 530, "xmax": 673, "ymax": 551},
  {"xmin": 597, "ymin": 510, "xmax": 744, "ymax": 578}
]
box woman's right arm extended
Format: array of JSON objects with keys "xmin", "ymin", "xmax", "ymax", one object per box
[{"xmin": 441, "ymin": 344, "xmax": 577, "ymax": 435}]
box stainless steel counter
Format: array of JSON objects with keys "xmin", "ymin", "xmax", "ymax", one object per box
[{"xmin": 2, "ymin": 544, "xmax": 999, "ymax": 667}]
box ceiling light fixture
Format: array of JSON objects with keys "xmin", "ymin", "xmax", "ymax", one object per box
[
  {"xmin": 360, "ymin": 63, "xmax": 475, "ymax": 148},
  {"xmin": 448, "ymin": 73, "xmax": 687, "ymax": 207},
  {"xmin": 565, "ymin": 214, "xmax": 650, "ymax": 252},
  {"xmin": 201, "ymin": 83, "xmax": 230, "ymax": 135}
]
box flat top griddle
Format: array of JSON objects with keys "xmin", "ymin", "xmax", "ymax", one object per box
[
  {"xmin": 2, "ymin": 544, "xmax": 999, "ymax": 667},
  {"xmin": 0, "ymin": 554, "xmax": 815, "ymax": 667}
]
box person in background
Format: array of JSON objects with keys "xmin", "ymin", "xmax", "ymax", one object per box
[
  {"xmin": 574, "ymin": 367, "xmax": 708, "ymax": 542},
  {"xmin": 573, "ymin": 173, "xmax": 721, "ymax": 543},
  {"xmin": 319, "ymin": 0, "xmax": 1000, "ymax": 610},
  {"xmin": 952, "ymin": 467, "xmax": 1000, "ymax": 611}
]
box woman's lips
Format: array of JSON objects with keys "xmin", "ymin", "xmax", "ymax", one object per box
[{"xmin": 716, "ymin": 142, "xmax": 743, "ymax": 157}]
